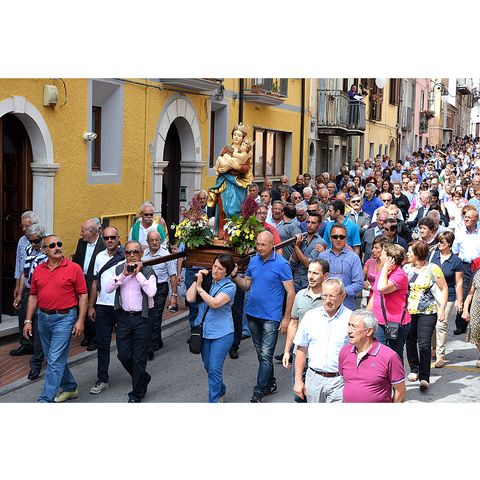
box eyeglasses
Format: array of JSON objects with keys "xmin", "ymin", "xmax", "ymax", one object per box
[
  {"xmin": 350, "ymin": 199, "xmax": 361, "ymax": 204},
  {"xmin": 331, "ymin": 234, "xmax": 346, "ymax": 240},
  {"xmin": 30, "ymin": 238, "xmax": 42, "ymax": 244},
  {"xmin": 47, "ymin": 241, "xmax": 63, "ymax": 249},
  {"xmin": 103, "ymin": 235, "xmax": 117, "ymax": 241},
  {"xmin": 142, "ymin": 213, "xmax": 154, "ymax": 217},
  {"xmin": 382, "ymin": 225, "xmax": 397, "ymax": 232},
  {"xmin": 125, "ymin": 250, "xmax": 141, "ymax": 255},
  {"xmin": 321, "ymin": 294, "xmax": 341, "ymax": 301}
]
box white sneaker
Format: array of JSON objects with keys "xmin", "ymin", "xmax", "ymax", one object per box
[
  {"xmin": 407, "ymin": 372, "xmax": 418, "ymax": 382},
  {"xmin": 89, "ymin": 382, "xmax": 109, "ymax": 394},
  {"xmin": 419, "ymin": 380, "xmax": 429, "ymax": 392}
]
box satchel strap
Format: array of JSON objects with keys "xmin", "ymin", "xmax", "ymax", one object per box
[{"xmin": 380, "ymin": 269, "xmax": 411, "ymax": 326}]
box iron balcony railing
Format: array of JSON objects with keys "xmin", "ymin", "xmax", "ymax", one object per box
[{"xmin": 317, "ymin": 89, "xmax": 365, "ymax": 133}]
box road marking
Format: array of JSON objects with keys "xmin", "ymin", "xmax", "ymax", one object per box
[{"xmin": 431, "ymin": 363, "xmax": 480, "ymax": 373}]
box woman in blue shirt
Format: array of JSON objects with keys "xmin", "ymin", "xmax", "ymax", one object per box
[
  {"xmin": 429, "ymin": 231, "xmax": 464, "ymax": 368},
  {"xmin": 186, "ymin": 254, "xmax": 237, "ymax": 402}
]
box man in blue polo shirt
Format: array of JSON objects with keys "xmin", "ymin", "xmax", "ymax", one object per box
[
  {"xmin": 362, "ymin": 183, "xmax": 383, "ymax": 218},
  {"xmin": 231, "ymin": 231, "xmax": 294, "ymax": 403},
  {"xmin": 323, "ymin": 200, "xmax": 361, "ymax": 255}
]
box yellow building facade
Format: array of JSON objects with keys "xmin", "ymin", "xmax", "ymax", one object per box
[{"xmin": 0, "ymin": 78, "xmax": 309, "ymax": 315}]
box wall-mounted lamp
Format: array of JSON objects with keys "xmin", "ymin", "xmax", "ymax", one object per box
[
  {"xmin": 83, "ymin": 131, "xmax": 97, "ymax": 142},
  {"xmin": 43, "ymin": 85, "xmax": 58, "ymax": 106},
  {"xmin": 375, "ymin": 78, "xmax": 387, "ymax": 89},
  {"xmin": 432, "ymin": 81, "xmax": 450, "ymax": 99}
]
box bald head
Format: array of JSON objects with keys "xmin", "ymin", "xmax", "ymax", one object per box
[{"xmin": 256, "ymin": 230, "xmax": 275, "ymax": 259}]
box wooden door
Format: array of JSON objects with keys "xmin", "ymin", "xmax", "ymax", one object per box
[
  {"xmin": 161, "ymin": 123, "xmax": 181, "ymax": 230},
  {"xmin": 1, "ymin": 114, "xmax": 33, "ymax": 317}
]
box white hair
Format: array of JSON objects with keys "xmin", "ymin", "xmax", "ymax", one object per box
[
  {"xmin": 303, "ymin": 186, "xmax": 313, "ymax": 196},
  {"xmin": 140, "ymin": 201, "xmax": 155, "ymax": 213},
  {"xmin": 21, "ymin": 211, "xmax": 39, "ymax": 224},
  {"xmin": 351, "ymin": 309, "xmax": 378, "ymax": 333}
]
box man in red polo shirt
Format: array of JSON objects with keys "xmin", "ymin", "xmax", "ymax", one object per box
[
  {"xmin": 23, "ymin": 234, "xmax": 88, "ymax": 403},
  {"xmin": 339, "ymin": 309, "xmax": 406, "ymax": 403}
]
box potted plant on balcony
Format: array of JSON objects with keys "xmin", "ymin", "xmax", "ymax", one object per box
[{"xmin": 422, "ymin": 110, "xmax": 435, "ymax": 120}]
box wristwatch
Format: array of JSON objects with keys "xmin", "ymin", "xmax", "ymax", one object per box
[{"xmin": 172, "ymin": 293, "xmax": 178, "ymax": 297}]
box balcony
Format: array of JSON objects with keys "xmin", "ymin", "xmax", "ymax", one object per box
[
  {"xmin": 456, "ymin": 78, "xmax": 472, "ymax": 95},
  {"xmin": 243, "ymin": 78, "xmax": 288, "ymax": 106},
  {"xmin": 158, "ymin": 78, "xmax": 223, "ymax": 93},
  {"xmin": 317, "ymin": 89, "xmax": 366, "ymax": 135},
  {"xmin": 419, "ymin": 113, "xmax": 428, "ymax": 133},
  {"xmin": 401, "ymin": 106, "xmax": 413, "ymax": 131}
]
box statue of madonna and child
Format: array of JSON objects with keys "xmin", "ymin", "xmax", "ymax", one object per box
[{"xmin": 207, "ymin": 123, "xmax": 254, "ymax": 239}]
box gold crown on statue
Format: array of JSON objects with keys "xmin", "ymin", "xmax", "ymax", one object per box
[{"xmin": 231, "ymin": 122, "xmax": 249, "ymax": 137}]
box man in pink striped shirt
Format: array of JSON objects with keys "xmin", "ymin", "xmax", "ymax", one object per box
[{"xmin": 106, "ymin": 240, "xmax": 157, "ymax": 402}]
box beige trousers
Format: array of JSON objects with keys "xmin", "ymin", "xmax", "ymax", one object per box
[{"xmin": 432, "ymin": 301, "xmax": 455, "ymax": 360}]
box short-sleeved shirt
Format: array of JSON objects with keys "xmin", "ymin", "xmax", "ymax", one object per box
[
  {"xmin": 277, "ymin": 221, "xmax": 302, "ymax": 261},
  {"xmin": 372, "ymin": 266, "xmax": 411, "ymax": 326},
  {"xmin": 323, "ymin": 217, "xmax": 361, "ymax": 249},
  {"xmin": 93, "ymin": 250, "xmax": 122, "ymax": 307},
  {"xmin": 293, "ymin": 304, "xmax": 351, "ymax": 372},
  {"xmin": 339, "ymin": 340, "xmax": 405, "ymax": 403},
  {"xmin": 429, "ymin": 250, "xmax": 464, "ymax": 302},
  {"xmin": 362, "ymin": 195, "xmax": 383, "ymax": 218},
  {"xmin": 245, "ymin": 251, "xmax": 293, "ymax": 321},
  {"xmin": 195, "ymin": 277, "xmax": 237, "ymax": 340},
  {"xmin": 452, "ymin": 225, "xmax": 480, "ymax": 262},
  {"xmin": 30, "ymin": 258, "xmax": 88, "ymax": 310},
  {"xmin": 403, "ymin": 263, "xmax": 444, "ymax": 315},
  {"xmin": 142, "ymin": 246, "xmax": 176, "ymax": 283}
]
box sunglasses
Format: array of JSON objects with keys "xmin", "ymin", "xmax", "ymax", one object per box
[
  {"xmin": 47, "ymin": 241, "xmax": 63, "ymax": 249},
  {"xmin": 382, "ymin": 225, "xmax": 397, "ymax": 232},
  {"xmin": 125, "ymin": 250, "xmax": 141, "ymax": 255},
  {"xmin": 103, "ymin": 235, "xmax": 117, "ymax": 241},
  {"xmin": 30, "ymin": 238, "xmax": 42, "ymax": 244},
  {"xmin": 331, "ymin": 234, "xmax": 346, "ymax": 240},
  {"xmin": 307, "ymin": 210, "xmax": 318, "ymax": 214},
  {"xmin": 142, "ymin": 213, "xmax": 154, "ymax": 217},
  {"xmin": 350, "ymin": 199, "xmax": 361, "ymax": 204}
]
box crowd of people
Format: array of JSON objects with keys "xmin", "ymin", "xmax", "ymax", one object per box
[{"xmin": 9, "ymin": 134, "xmax": 480, "ymax": 403}]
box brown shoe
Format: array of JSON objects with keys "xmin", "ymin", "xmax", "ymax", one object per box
[{"xmin": 434, "ymin": 358, "xmax": 445, "ymax": 368}]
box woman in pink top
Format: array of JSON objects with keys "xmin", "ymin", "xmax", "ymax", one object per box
[
  {"xmin": 370, "ymin": 243, "xmax": 410, "ymax": 363},
  {"xmin": 363, "ymin": 237, "xmax": 384, "ymax": 302}
]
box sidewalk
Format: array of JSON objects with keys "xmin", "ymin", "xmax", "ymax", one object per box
[{"xmin": 0, "ymin": 301, "xmax": 189, "ymax": 396}]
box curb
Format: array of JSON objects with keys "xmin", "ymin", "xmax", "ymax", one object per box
[{"xmin": 0, "ymin": 310, "xmax": 188, "ymax": 398}]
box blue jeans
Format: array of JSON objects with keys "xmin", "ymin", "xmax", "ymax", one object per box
[
  {"xmin": 37, "ymin": 308, "xmax": 78, "ymax": 402},
  {"xmin": 242, "ymin": 292, "xmax": 251, "ymax": 336},
  {"xmin": 375, "ymin": 323, "xmax": 411, "ymax": 364},
  {"xmin": 185, "ymin": 267, "xmax": 201, "ymax": 328},
  {"xmin": 247, "ymin": 315, "xmax": 279, "ymax": 397},
  {"xmin": 201, "ymin": 332, "xmax": 234, "ymax": 402}
]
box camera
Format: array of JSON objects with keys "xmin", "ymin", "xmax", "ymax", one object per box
[{"xmin": 127, "ymin": 264, "xmax": 136, "ymax": 273}]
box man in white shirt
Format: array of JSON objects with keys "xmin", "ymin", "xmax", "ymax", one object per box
[
  {"xmin": 293, "ymin": 278, "xmax": 351, "ymax": 403},
  {"xmin": 128, "ymin": 201, "xmax": 167, "ymax": 250},
  {"xmin": 87, "ymin": 226, "xmax": 125, "ymax": 394},
  {"xmin": 143, "ymin": 230, "xmax": 178, "ymax": 359}
]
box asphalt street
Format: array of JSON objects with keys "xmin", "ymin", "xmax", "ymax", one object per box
[{"xmin": 0, "ymin": 315, "xmax": 479, "ymax": 403}]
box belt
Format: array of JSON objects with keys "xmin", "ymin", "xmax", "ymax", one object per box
[
  {"xmin": 157, "ymin": 281, "xmax": 168, "ymax": 286},
  {"xmin": 309, "ymin": 368, "xmax": 340, "ymax": 377},
  {"xmin": 122, "ymin": 310, "xmax": 142, "ymax": 317},
  {"xmin": 40, "ymin": 308, "xmax": 72, "ymax": 315}
]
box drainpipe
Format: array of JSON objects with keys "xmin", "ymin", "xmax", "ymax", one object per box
[
  {"xmin": 299, "ymin": 78, "xmax": 305, "ymax": 174},
  {"xmin": 239, "ymin": 79, "xmax": 244, "ymax": 124}
]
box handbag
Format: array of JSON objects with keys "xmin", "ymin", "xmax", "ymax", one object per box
[
  {"xmin": 188, "ymin": 283, "xmax": 225, "ymax": 354},
  {"xmin": 380, "ymin": 288, "xmax": 409, "ymax": 341}
]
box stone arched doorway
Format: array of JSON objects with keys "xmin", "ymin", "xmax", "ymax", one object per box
[
  {"xmin": 153, "ymin": 95, "xmax": 204, "ymax": 227},
  {"xmin": 0, "ymin": 96, "xmax": 59, "ymax": 316}
]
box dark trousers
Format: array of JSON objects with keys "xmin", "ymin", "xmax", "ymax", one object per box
[
  {"xmin": 115, "ymin": 309, "xmax": 154, "ymax": 402},
  {"xmin": 150, "ymin": 282, "xmax": 169, "ymax": 351},
  {"xmin": 185, "ymin": 267, "xmax": 201, "ymax": 328},
  {"xmin": 231, "ymin": 287, "xmax": 245, "ymax": 351},
  {"xmin": 94, "ymin": 305, "xmax": 116, "ymax": 383},
  {"xmin": 17, "ymin": 288, "xmax": 33, "ymax": 348},
  {"xmin": 83, "ymin": 315, "xmax": 97, "ymax": 345},
  {"xmin": 455, "ymin": 263, "xmax": 473, "ymax": 332},
  {"xmin": 406, "ymin": 313, "xmax": 437, "ymax": 382}
]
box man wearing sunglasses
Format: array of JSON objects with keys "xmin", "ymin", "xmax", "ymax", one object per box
[
  {"xmin": 346, "ymin": 196, "xmax": 371, "ymax": 240},
  {"xmin": 128, "ymin": 201, "xmax": 167, "ymax": 250},
  {"xmin": 379, "ymin": 218, "xmax": 408, "ymax": 250},
  {"xmin": 318, "ymin": 223, "xmax": 363, "ymax": 311},
  {"xmin": 106, "ymin": 240, "xmax": 157, "ymax": 402},
  {"xmin": 87, "ymin": 227, "xmax": 125, "ymax": 395},
  {"xmin": 23, "ymin": 235, "xmax": 88, "ymax": 402}
]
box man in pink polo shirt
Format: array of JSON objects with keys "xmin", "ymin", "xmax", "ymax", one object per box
[{"xmin": 339, "ymin": 309, "xmax": 406, "ymax": 403}]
